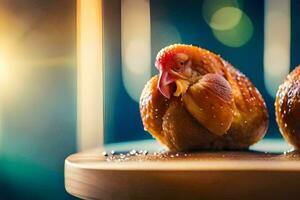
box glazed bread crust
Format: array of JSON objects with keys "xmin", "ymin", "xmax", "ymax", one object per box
[
  {"xmin": 275, "ymin": 66, "xmax": 300, "ymax": 149},
  {"xmin": 140, "ymin": 45, "xmax": 269, "ymax": 151}
]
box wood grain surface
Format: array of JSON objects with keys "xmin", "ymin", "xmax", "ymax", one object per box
[{"xmin": 65, "ymin": 141, "xmax": 300, "ymax": 200}]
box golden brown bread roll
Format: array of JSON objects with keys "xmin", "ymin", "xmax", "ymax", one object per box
[
  {"xmin": 275, "ymin": 66, "xmax": 300, "ymax": 149},
  {"xmin": 140, "ymin": 44, "xmax": 269, "ymax": 151}
]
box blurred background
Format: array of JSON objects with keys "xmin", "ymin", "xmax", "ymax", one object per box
[{"xmin": 0, "ymin": 0, "xmax": 298, "ymax": 199}]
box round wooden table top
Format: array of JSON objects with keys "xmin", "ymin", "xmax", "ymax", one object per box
[{"xmin": 65, "ymin": 139, "xmax": 300, "ymax": 200}]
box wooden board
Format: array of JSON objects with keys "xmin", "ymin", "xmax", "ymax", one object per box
[{"xmin": 65, "ymin": 139, "xmax": 300, "ymax": 200}]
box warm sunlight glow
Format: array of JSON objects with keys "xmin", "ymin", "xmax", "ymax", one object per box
[
  {"xmin": 0, "ymin": 54, "xmax": 4, "ymax": 149},
  {"xmin": 0, "ymin": 56, "xmax": 5, "ymax": 76},
  {"xmin": 0, "ymin": 55, "xmax": 10, "ymax": 90},
  {"xmin": 77, "ymin": 0, "xmax": 103, "ymax": 150}
]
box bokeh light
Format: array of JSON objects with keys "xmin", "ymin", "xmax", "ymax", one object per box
[
  {"xmin": 202, "ymin": 0, "xmax": 243, "ymax": 26},
  {"xmin": 212, "ymin": 11, "xmax": 253, "ymax": 47},
  {"xmin": 209, "ymin": 7, "xmax": 242, "ymax": 30},
  {"xmin": 121, "ymin": 0, "xmax": 151, "ymax": 102},
  {"xmin": 264, "ymin": 0, "xmax": 290, "ymax": 97},
  {"xmin": 202, "ymin": 0, "xmax": 252, "ymax": 48}
]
